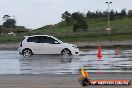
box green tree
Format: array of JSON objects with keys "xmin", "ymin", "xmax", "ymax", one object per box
[
  {"xmin": 120, "ymin": 8, "xmax": 127, "ymax": 17},
  {"xmin": 73, "ymin": 19, "xmax": 88, "ymax": 32},
  {"xmin": 71, "ymin": 12, "xmax": 88, "ymax": 32},
  {"xmin": 102, "ymin": 11, "xmax": 108, "ymax": 17},
  {"xmin": 86, "ymin": 11, "xmax": 93, "ymax": 18},
  {"xmin": 61, "ymin": 11, "xmax": 71, "ymax": 26},
  {"xmin": 128, "ymin": 10, "xmax": 132, "ymax": 17},
  {"xmin": 3, "ymin": 15, "xmax": 16, "ymax": 28},
  {"xmin": 3, "ymin": 15, "xmax": 10, "ymax": 21},
  {"xmin": 71, "ymin": 12, "xmax": 85, "ymax": 21},
  {"xmin": 110, "ymin": 10, "xmax": 115, "ymax": 20}
]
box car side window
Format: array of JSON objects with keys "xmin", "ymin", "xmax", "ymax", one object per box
[
  {"xmin": 27, "ymin": 36, "xmax": 39, "ymax": 43},
  {"xmin": 39, "ymin": 36, "xmax": 57, "ymax": 44}
]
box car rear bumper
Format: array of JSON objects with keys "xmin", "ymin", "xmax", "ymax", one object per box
[{"xmin": 18, "ymin": 47, "xmax": 23, "ymax": 54}]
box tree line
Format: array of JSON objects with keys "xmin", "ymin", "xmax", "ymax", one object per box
[
  {"xmin": 86, "ymin": 9, "xmax": 132, "ymax": 19},
  {"xmin": 61, "ymin": 9, "xmax": 132, "ymax": 32}
]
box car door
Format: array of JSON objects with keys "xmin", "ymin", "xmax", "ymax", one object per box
[
  {"xmin": 26, "ymin": 36, "xmax": 41, "ymax": 54},
  {"xmin": 40, "ymin": 36, "xmax": 61, "ymax": 54}
]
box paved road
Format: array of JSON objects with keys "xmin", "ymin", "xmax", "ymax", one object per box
[
  {"xmin": 0, "ymin": 50, "xmax": 132, "ymax": 74},
  {"xmin": 0, "ymin": 73, "xmax": 131, "ymax": 88},
  {"xmin": 0, "ymin": 50, "xmax": 132, "ymax": 88}
]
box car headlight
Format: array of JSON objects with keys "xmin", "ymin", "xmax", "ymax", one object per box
[{"xmin": 72, "ymin": 45, "xmax": 78, "ymax": 48}]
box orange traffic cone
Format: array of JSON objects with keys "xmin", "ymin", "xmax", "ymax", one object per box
[{"xmin": 97, "ymin": 46, "xmax": 102, "ymax": 60}]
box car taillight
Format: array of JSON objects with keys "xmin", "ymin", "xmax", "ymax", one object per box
[
  {"xmin": 20, "ymin": 42, "xmax": 22, "ymax": 47},
  {"xmin": 20, "ymin": 37, "xmax": 25, "ymax": 47}
]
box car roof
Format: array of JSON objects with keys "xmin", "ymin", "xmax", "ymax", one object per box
[{"xmin": 24, "ymin": 35, "xmax": 53, "ymax": 38}]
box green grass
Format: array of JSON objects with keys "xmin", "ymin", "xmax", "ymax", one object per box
[
  {"xmin": 57, "ymin": 33, "xmax": 132, "ymax": 42},
  {"xmin": 34, "ymin": 17, "xmax": 132, "ymax": 34},
  {"xmin": 31, "ymin": 17, "xmax": 132, "ymax": 42},
  {"xmin": 1, "ymin": 17, "xmax": 132, "ymax": 43},
  {"xmin": 0, "ymin": 35, "xmax": 22, "ymax": 43}
]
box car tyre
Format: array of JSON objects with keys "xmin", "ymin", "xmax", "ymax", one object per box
[
  {"xmin": 61, "ymin": 49, "xmax": 71, "ymax": 56},
  {"xmin": 22, "ymin": 49, "xmax": 32, "ymax": 57}
]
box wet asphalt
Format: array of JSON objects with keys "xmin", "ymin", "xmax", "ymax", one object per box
[{"xmin": 0, "ymin": 49, "xmax": 132, "ymax": 74}]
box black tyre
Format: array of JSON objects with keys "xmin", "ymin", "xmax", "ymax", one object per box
[
  {"xmin": 22, "ymin": 49, "xmax": 32, "ymax": 57},
  {"xmin": 81, "ymin": 78, "xmax": 91, "ymax": 86},
  {"xmin": 61, "ymin": 49, "xmax": 72, "ymax": 56}
]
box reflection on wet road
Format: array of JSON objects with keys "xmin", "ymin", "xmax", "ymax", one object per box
[{"xmin": 0, "ymin": 49, "xmax": 132, "ymax": 74}]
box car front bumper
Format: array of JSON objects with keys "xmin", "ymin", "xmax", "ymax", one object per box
[{"xmin": 71, "ymin": 48, "xmax": 79, "ymax": 55}]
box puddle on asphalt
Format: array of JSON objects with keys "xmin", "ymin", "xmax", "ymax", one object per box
[{"xmin": 0, "ymin": 49, "xmax": 132, "ymax": 74}]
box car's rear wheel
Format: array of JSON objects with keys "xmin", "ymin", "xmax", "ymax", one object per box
[
  {"xmin": 22, "ymin": 49, "xmax": 32, "ymax": 57},
  {"xmin": 61, "ymin": 49, "xmax": 71, "ymax": 56}
]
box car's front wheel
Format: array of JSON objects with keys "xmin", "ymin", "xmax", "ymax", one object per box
[
  {"xmin": 61, "ymin": 49, "xmax": 71, "ymax": 56},
  {"xmin": 22, "ymin": 49, "xmax": 32, "ymax": 57}
]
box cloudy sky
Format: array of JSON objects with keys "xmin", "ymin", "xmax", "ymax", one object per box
[{"xmin": 0, "ymin": 0, "xmax": 131, "ymax": 29}]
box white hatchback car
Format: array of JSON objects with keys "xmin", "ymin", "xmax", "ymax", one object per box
[{"xmin": 18, "ymin": 35, "xmax": 79, "ymax": 57}]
